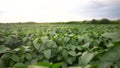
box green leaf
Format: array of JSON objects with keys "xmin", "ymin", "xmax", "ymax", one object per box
[
  {"xmin": 79, "ymin": 51, "xmax": 94, "ymax": 66},
  {"xmin": 34, "ymin": 44, "xmax": 41, "ymax": 50},
  {"xmin": 13, "ymin": 63, "xmax": 27, "ymax": 68},
  {"xmin": 102, "ymin": 32, "xmax": 120, "ymax": 42},
  {"xmin": 43, "ymin": 49, "xmax": 51, "ymax": 59},
  {"xmin": 68, "ymin": 51, "xmax": 76, "ymax": 56},
  {"xmin": 76, "ymin": 46, "xmax": 82, "ymax": 51},
  {"xmin": 84, "ymin": 35, "xmax": 92, "ymax": 43},
  {"xmin": 26, "ymin": 53, "xmax": 33, "ymax": 60},
  {"xmin": 36, "ymin": 62, "xmax": 51, "ymax": 67},
  {"xmin": 62, "ymin": 49, "xmax": 68, "ymax": 59},
  {"xmin": 20, "ymin": 54, "xmax": 25, "ymax": 62},
  {"xmin": 116, "ymin": 61, "xmax": 120, "ymax": 68},
  {"xmin": 39, "ymin": 44, "xmax": 46, "ymax": 51},
  {"xmin": 100, "ymin": 45, "xmax": 120, "ymax": 62},
  {"xmin": 56, "ymin": 46, "xmax": 63, "ymax": 53},
  {"xmin": 64, "ymin": 37, "xmax": 70, "ymax": 43},
  {"xmin": 33, "ymin": 38, "xmax": 39, "ymax": 44},
  {"xmin": 82, "ymin": 43, "xmax": 90, "ymax": 48},
  {"xmin": 28, "ymin": 65, "xmax": 49, "ymax": 68},
  {"xmin": 0, "ymin": 59, "xmax": 3, "ymax": 68},
  {"xmin": 41, "ymin": 36, "xmax": 49, "ymax": 43},
  {"xmin": 0, "ymin": 45, "xmax": 10, "ymax": 54},
  {"xmin": 66, "ymin": 44, "xmax": 76, "ymax": 50},
  {"xmin": 67, "ymin": 57, "xmax": 76, "ymax": 64},
  {"xmin": 33, "ymin": 38, "xmax": 41, "ymax": 50},
  {"xmin": 98, "ymin": 62, "xmax": 112, "ymax": 68},
  {"xmin": 98, "ymin": 45, "xmax": 120, "ymax": 68},
  {"xmin": 11, "ymin": 55, "xmax": 20, "ymax": 62},
  {"xmin": 51, "ymin": 63, "xmax": 62, "ymax": 68},
  {"xmin": 46, "ymin": 40, "xmax": 57, "ymax": 48},
  {"xmin": 31, "ymin": 58, "xmax": 38, "ymax": 64},
  {"xmin": 78, "ymin": 36, "xmax": 84, "ymax": 43}
]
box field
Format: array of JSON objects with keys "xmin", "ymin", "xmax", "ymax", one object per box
[{"xmin": 0, "ymin": 23, "xmax": 120, "ymax": 68}]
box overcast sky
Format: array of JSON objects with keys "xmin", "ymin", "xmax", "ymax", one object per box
[{"xmin": 0, "ymin": 0, "xmax": 120, "ymax": 22}]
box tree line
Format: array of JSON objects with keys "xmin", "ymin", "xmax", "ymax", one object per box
[{"xmin": 67, "ymin": 18, "xmax": 120, "ymax": 24}]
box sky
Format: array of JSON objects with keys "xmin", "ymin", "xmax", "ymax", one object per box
[{"xmin": 0, "ymin": 0, "xmax": 120, "ymax": 23}]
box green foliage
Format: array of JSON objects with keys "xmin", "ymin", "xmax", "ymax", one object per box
[
  {"xmin": 79, "ymin": 51, "xmax": 94, "ymax": 66},
  {"xmin": 0, "ymin": 23, "xmax": 120, "ymax": 68},
  {"xmin": 98, "ymin": 45, "xmax": 120, "ymax": 68},
  {"xmin": 13, "ymin": 63, "xmax": 27, "ymax": 68}
]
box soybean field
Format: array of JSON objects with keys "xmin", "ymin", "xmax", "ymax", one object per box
[{"xmin": 0, "ymin": 23, "xmax": 120, "ymax": 68}]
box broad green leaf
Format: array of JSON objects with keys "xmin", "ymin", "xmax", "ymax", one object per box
[
  {"xmin": 0, "ymin": 59, "xmax": 3, "ymax": 68},
  {"xmin": 11, "ymin": 55, "xmax": 20, "ymax": 62},
  {"xmin": 41, "ymin": 36, "xmax": 49, "ymax": 43},
  {"xmin": 116, "ymin": 61, "xmax": 120, "ymax": 68},
  {"xmin": 43, "ymin": 49, "xmax": 51, "ymax": 59},
  {"xmin": 100, "ymin": 45, "xmax": 120, "ymax": 62},
  {"xmin": 82, "ymin": 43, "xmax": 90, "ymax": 48},
  {"xmin": 68, "ymin": 51, "xmax": 76, "ymax": 56},
  {"xmin": 20, "ymin": 54, "xmax": 25, "ymax": 62},
  {"xmin": 102, "ymin": 32, "xmax": 120, "ymax": 42},
  {"xmin": 33, "ymin": 38, "xmax": 39, "ymax": 44},
  {"xmin": 46, "ymin": 40, "xmax": 57, "ymax": 48},
  {"xmin": 64, "ymin": 37, "xmax": 70, "ymax": 43},
  {"xmin": 79, "ymin": 51, "xmax": 94, "ymax": 66},
  {"xmin": 66, "ymin": 44, "xmax": 76, "ymax": 51},
  {"xmin": 34, "ymin": 44, "xmax": 41, "ymax": 50},
  {"xmin": 0, "ymin": 45, "xmax": 10, "ymax": 54},
  {"xmin": 33, "ymin": 38, "xmax": 41, "ymax": 50},
  {"xmin": 39, "ymin": 44, "xmax": 46, "ymax": 51},
  {"xmin": 98, "ymin": 45, "xmax": 120, "ymax": 68},
  {"xmin": 62, "ymin": 49, "xmax": 68, "ymax": 59},
  {"xmin": 31, "ymin": 58, "xmax": 38, "ymax": 64},
  {"xmin": 77, "ymin": 52, "xmax": 82, "ymax": 56},
  {"xmin": 78, "ymin": 36, "xmax": 84, "ymax": 43},
  {"xmin": 56, "ymin": 46, "xmax": 63, "ymax": 53},
  {"xmin": 76, "ymin": 46, "xmax": 82, "ymax": 51},
  {"xmin": 26, "ymin": 41, "xmax": 32, "ymax": 46},
  {"xmin": 51, "ymin": 63, "xmax": 62, "ymax": 68},
  {"xmin": 98, "ymin": 62, "xmax": 112, "ymax": 68},
  {"xmin": 13, "ymin": 63, "xmax": 27, "ymax": 68},
  {"xmin": 84, "ymin": 35, "xmax": 92, "ymax": 43},
  {"xmin": 67, "ymin": 57, "xmax": 76, "ymax": 64},
  {"xmin": 26, "ymin": 53, "xmax": 33, "ymax": 60}
]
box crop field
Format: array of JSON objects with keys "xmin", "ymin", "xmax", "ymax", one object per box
[{"xmin": 0, "ymin": 23, "xmax": 120, "ymax": 68}]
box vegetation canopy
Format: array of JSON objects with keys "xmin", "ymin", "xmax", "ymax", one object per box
[{"xmin": 0, "ymin": 21, "xmax": 120, "ymax": 68}]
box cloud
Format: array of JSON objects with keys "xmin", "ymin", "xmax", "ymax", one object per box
[
  {"xmin": 0, "ymin": 0, "xmax": 120, "ymax": 22},
  {"xmin": 74, "ymin": 0, "xmax": 120, "ymax": 19}
]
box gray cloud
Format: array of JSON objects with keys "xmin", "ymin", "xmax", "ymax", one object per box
[{"xmin": 75, "ymin": 0, "xmax": 120, "ymax": 19}]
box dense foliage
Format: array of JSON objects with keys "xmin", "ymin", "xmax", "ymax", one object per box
[{"xmin": 0, "ymin": 23, "xmax": 120, "ymax": 68}]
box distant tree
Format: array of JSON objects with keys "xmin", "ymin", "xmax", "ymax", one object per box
[
  {"xmin": 25, "ymin": 22, "xmax": 36, "ymax": 23},
  {"xmin": 100, "ymin": 18, "xmax": 110, "ymax": 24},
  {"xmin": 67, "ymin": 21, "xmax": 81, "ymax": 24},
  {"xmin": 116, "ymin": 19, "xmax": 120, "ymax": 23},
  {"xmin": 91, "ymin": 19, "xmax": 97, "ymax": 24},
  {"xmin": 82, "ymin": 20, "xmax": 89, "ymax": 23}
]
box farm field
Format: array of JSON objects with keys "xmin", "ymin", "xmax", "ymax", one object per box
[{"xmin": 0, "ymin": 23, "xmax": 120, "ymax": 68}]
